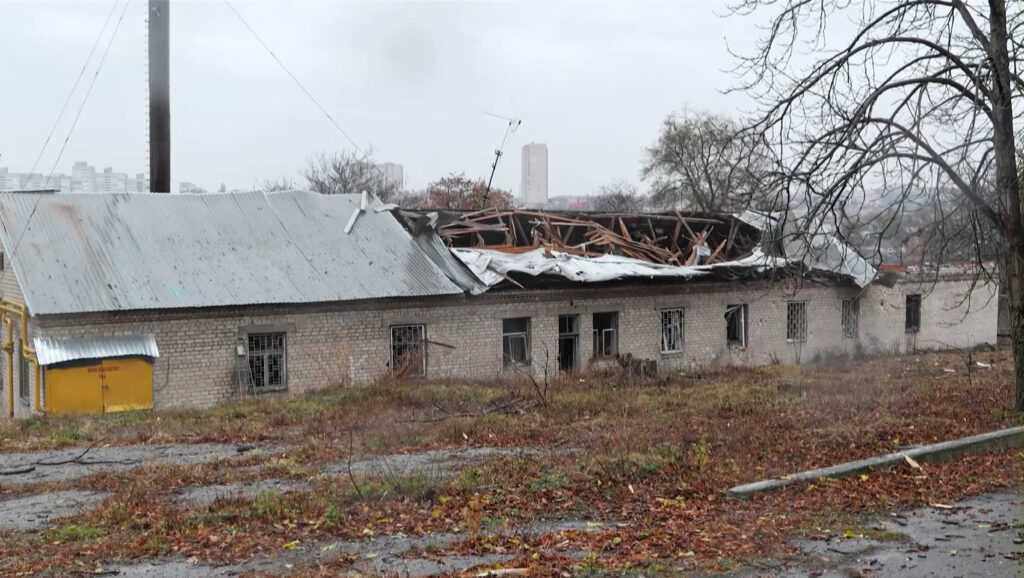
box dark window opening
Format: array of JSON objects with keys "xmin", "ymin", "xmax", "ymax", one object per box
[
  {"xmin": 558, "ymin": 314, "xmax": 579, "ymax": 371},
  {"xmin": 592, "ymin": 312, "xmax": 618, "ymax": 358},
  {"xmin": 502, "ymin": 317, "xmax": 530, "ymax": 367},
  {"xmin": 390, "ymin": 324, "xmax": 426, "ymax": 377},
  {"xmin": 726, "ymin": 304, "xmax": 747, "ymax": 347},
  {"xmin": 905, "ymin": 294, "xmax": 922, "ymax": 334},
  {"xmin": 18, "ymin": 342, "xmax": 29, "ymax": 404},
  {"xmin": 248, "ymin": 333, "xmax": 286, "ymax": 393}
]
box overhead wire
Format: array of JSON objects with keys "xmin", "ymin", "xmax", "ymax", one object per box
[
  {"xmin": 42, "ymin": 0, "xmax": 132, "ymax": 189},
  {"xmin": 223, "ymin": 0, "xmax": 369, "ymax": 158},
  {"xmin": 25, "ymin": 0, "xmax": 122, "ymax": 182},
  {"xmin": 0, "ymin": 0, "xmax": 132, "ymax": 287}
]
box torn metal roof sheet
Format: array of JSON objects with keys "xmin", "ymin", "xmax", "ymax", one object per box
[
  {"xmin": 453, "ymin": 247, "xmax": 708, "ymax": 287},
  {"xmin": 34, "ymin": 334, "xmax": 160, "ymax": 366},
  {"xmin": 736, "ymin": 210, "xmax": 877, "ymax": 288},
  {"xmin": 0, "ymin": 191, "xmax": 463, "ymax": 315}
]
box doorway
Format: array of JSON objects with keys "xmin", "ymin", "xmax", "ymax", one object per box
[{"xmin": 558, "ymin": 314, "xmax": 579, "ymax": 371}]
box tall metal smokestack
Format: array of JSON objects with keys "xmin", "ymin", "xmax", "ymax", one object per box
[{"xmin": 148, "ymin": 0, "xmax": 170, "ymax": 193}]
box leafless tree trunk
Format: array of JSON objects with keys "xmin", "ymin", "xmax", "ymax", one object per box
[{"xmin": 735, "ymin": 0, "xmax": 1022, "ymax": 409}]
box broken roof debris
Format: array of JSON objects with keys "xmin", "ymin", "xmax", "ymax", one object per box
[{"xmin": 399, "ymin": 207, "xmax": 875, "ymax": 289}]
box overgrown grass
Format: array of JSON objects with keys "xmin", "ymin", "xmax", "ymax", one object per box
[
  {"xmin": 49, "ymin": 524, "xmax": 105, "ymax": 542},
  {"xmin": 3, "ymin": 349, "xmax": 1020, "ymax": 576}
]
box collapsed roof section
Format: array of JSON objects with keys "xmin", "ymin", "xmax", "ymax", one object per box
[{"xmin": 397, "ymin": 207, "xmax": 876, "ymax": 291}]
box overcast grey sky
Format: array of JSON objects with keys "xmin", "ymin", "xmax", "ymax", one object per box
[{"xmin": 0, "ymin": 1, "xmax": 767, "ymax": 196}]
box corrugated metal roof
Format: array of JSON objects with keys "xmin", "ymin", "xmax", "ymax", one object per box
[
  {"xmin": 34, "ymin": 334, "xmax": 160, "ymax": 366},
  {"xmin": 0, "ymin": 191, "xmax": 464, "ymax": 315}
]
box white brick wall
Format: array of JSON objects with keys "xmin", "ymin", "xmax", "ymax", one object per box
[{"xmin": 1, "ymin": 274, "xmax": 999, "ymax": 416}]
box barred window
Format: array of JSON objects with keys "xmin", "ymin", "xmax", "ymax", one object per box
[
  {"xmin": 502, "ymin": 318, "xmax": 531, "ymax": 367},
  {"xmin": 725, "ymin": 304, "xmax": 747, "ymax": 347},
  {"xmin": 248, "ymin": 333, "xmax": 286, "ymax": 393},
  {"xmin": 906, "ymin": 294, "xmax": 922, "ymax": 334},
  {"xmin": 390, "ymin": 325, "xmax": 426, "ymax": 377},
  {"xmin": 787, "ymin": 301, "xmax": 807, "ymax": 342},
  {"xmin": 593, "ymin": 312, "xmax": 619, "ymax": 358},
  {"xmin": 842, "ymin": 299, "xmax": 859, "ymax": 338},
  {"xmin": 661, "ymin": 309, "xmax": 684, "ymax": 353}
]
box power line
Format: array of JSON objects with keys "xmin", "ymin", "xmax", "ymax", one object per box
[
  {"xmin": 224, "ymin": 0, "xmax": 368, "ymax": 156},
  {"xmin": 0, "ymin": 0, "xmax": 132, "ymax": 288},
  {"xmin": 25, "ymin": 0, "xmax": 122, "ymax": 180},
  {"xmin": 42, "ymin": 0, "xmax": 132, "ymax": 189}
]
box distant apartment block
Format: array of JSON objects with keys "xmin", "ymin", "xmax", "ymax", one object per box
[
  {"xmin": 179, "ymin": 182, "xmax": 205, "ymax": 194},
  {"xmin": 71, "ymin": 161, "xmax": 96, "ymax": 193},
  {"xmin": 520, "ymin": 143, "xmax": 548, "ymax": 208},
  {"xmin": 0, "ymin": 162, "xmax": 148, "ymax": 194},
  {"xmin": 376, "ymin": 162, "xmax": 404, "ymax": 191},
  {"xmin": 127, "ymin": 173, "xmax": 149, "ymax": 193}
]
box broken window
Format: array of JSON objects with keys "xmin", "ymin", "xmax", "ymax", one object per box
[
  {"xmin": 660, "ymin": 308, "xmax": 684, "ymax": 353},
  {"xmin": 725, "ymin": 304, "xmax": 747, "ymax": 348},
  {"xmin": 558, "ymin": 314, "xmax": 579, "ymax": 371},
  {"xmin": 592, "ymin": 312, "xmax": 619, "ymax": 358},
  {"xmin": 502, "ymin": 318, "xmax": 531, "ymax": 367},
  {"xmin": 842, "ymin": 298, "xmax": 859, "ymax": 339},
  {"xmin": 905, "ymin": 294, "xmax": 922, "ymax": 334},
  {"xmin": 787, "ymin": 301, "xmax": 807, "ymax": 342},
  {"xmin": 248, "ymin": 333, "xmax": 286, "ymax": 393},
  {"xmin": 390, "ymin": 325, "xmax": 426, "ymax": 377}
]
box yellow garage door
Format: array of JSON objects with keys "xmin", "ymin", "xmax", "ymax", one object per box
[
  {"xmin": 45, "ymin": 357, "xmax": 153, "ymax": 414},
  {"xmin": 99, "ymin": 358, "xmax": 153, "ymax": 413},
  {"xmin": 46, "ymin": 362, "xmax": 104, "ymax": 414}
]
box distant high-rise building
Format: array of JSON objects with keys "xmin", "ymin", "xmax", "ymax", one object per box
[
  {"xmin": 98, "ymin": 167, "xmax": 128, "ymax": 193},
  {"xmin": 71, "ymin": 161, "xmax": 96, "ymax": 194},
  {"xmin": 376, "ymin": 162, "xmax": 404, "ymax": 191},
  {"xmin": 126, "ymin": 173, "xmax": 149, "ymax": 193},
  {"xmin": 1, "ymin": 162, "xmax": 144, "ymax": 193},
  {"xmin": 520, "ymin": 143, "xmax": 548, "ymax": 208},
  {"xmin": 179, "ymin": 182, "xmax": 209, "ymax": 194}
]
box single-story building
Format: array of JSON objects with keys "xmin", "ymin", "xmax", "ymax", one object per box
[{"xmin": 0, "ymin": 190, "xmax": 997, "ymax": 418}]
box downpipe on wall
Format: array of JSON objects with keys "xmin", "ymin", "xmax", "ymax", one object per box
[{"xmin": 1, "ymin": 299, "xmax": 42, "ymax": 416}]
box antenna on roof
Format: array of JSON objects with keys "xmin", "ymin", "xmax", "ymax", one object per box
[{"xmin": 482, "ymin": 111, "xmax": 521, "ymax": 196}]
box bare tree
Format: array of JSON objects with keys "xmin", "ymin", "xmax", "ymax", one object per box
[
  {"xmin": 735, "ymin": 1, "xmax": 1023, "ymax": 409},
  {"xmin": 642, "ymin": 109, "xmax": 776, "ymax": 211},
  {"xmin": 591, "ymin": 180, "xmax": 648, "ymax": 212},
  {"xmin": 305, "ymin": 148, "xmax": 400, "ymax": 202},
  {"xmin": 259, "ymin": 177, "xmax": 299, "ymax": 192}
]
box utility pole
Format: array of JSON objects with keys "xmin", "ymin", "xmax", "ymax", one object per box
[{"xmin": 148, "ymin": 0, "xmax": 170, "ymax": 193}]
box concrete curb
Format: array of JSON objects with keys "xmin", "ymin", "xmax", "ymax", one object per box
[{"xmin": 727, "ymin": 426, "xmax": 1024, "ymax": 497}]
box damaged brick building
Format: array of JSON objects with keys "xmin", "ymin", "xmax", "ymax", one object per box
[{"xmin": 0, "ymin": 190, "xmax": 997, "ymax": 417}]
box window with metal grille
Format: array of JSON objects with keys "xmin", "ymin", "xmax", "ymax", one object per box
[
  {"xmin": 592, "ymin": 312, "xmax": 619, "ymax": 358},
  {"xmin": 842, "ymin": 298, "xmax": 859, "ymax": 338},
  {"xmin": 661, "ymin": 309, "xmax": 684, "ymax": 353},
  {"xmin": 787, "ymin": 301, "xmax": 807, "ymax": 342},
  {"xmin": 905, "ymin": 294, "xmax": 922, "ymax": 334},
  {"xmin": 390, "ymin": 325, "xmax": 426, "ymax": 376},
  {"xmin": 725, "ymin": 304, "xmax": 747, "ymax": 347},
  {"xmin": 247, "ymin": 333, "xmax": 286, "ymax": 393},
  {"xmin": 18, "ymin": 344, "xmax": 28, "ymax": 404},
  {"xmin": 502, "ymin": 318, "xmax": 530, "ymax": 367}
]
